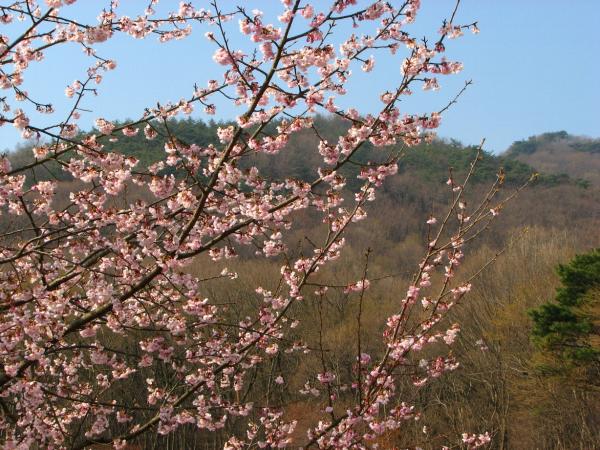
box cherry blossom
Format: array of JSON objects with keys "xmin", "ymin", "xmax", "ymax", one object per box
[{"xmin": 0, "ymin": 1, "xmax": 508, "ymax": 448}]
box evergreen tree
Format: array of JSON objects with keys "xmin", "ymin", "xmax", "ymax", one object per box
[{"xmin": 529, "ymin": 248, "xmax": 600, "ymax": 367}]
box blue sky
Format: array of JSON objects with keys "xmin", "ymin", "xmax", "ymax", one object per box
[{"xmin": 1, "ymin": 0, "xmax": 598, "ymax": 154}]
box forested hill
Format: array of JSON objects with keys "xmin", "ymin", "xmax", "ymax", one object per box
[
  {"xmin": 4, "ymin": 115, "xmax": 599, "ymax": 450},
  {"xmin": 7, "ymin": 116, "xmax": 589, "ymax": 188},
  {"xmin": 8, "ymin": 117, "xmax": 597, "ymax": 245},
  {"xmin": 505, "ymin": 131, "xmax": 600, "ymax": 185}
]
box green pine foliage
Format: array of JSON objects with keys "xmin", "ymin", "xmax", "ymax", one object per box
[{"xmin": 529, "ymin": 248, "xmax": 600, "ymax": 365}]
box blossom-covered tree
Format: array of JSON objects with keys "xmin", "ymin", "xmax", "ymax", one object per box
[{"xmin": 0, "ymin": 1, "xmax": 511, "ymax": 448}]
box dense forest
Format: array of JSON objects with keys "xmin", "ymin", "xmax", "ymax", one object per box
[
  {"xmin": 7, "ymin": 116, "xmax": 598, "ymax": 243},
  {"xmin": 4, "ymin": 118, "xmax": 600, "ymax": 449}
]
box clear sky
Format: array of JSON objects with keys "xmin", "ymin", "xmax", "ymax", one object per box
[{"xmin": 1, "ymin": 0, "xmax": 599, "ymax": 154}]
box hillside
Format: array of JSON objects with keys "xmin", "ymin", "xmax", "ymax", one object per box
[
  {"xmin": 6, "ymin": 117, "xmax": 598, "ymax": 258},
  {"xmin": 5, "ymin": 117, "xmax": 577, "ymax": 187},
  {"xmin": 3, "ymin": 119, "xmax": 600, "ymax": 449},
  {"xmin": 506, "ymin": 131, "xmax": 600, "ymax": 185}
]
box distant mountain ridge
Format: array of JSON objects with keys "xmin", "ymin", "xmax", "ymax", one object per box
[
  {"xmin": 6, "ymin": 119, "xmax": 598, "ymax": 193},
  {"xmin": 6, "ymin": 120, "xmax": 597, "ymax": 241},
  {"xmin": 6, "ymin": 118, "xmax": 578, "ymax": 187},
  {"xmin": 505, "ymin": 131, "xmax": 600, "ymax": 185}
]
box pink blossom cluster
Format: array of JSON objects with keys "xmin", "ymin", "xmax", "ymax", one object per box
[{"xmin": 0, "ymin": 1, "xmax": 500, "ymax": 448}]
